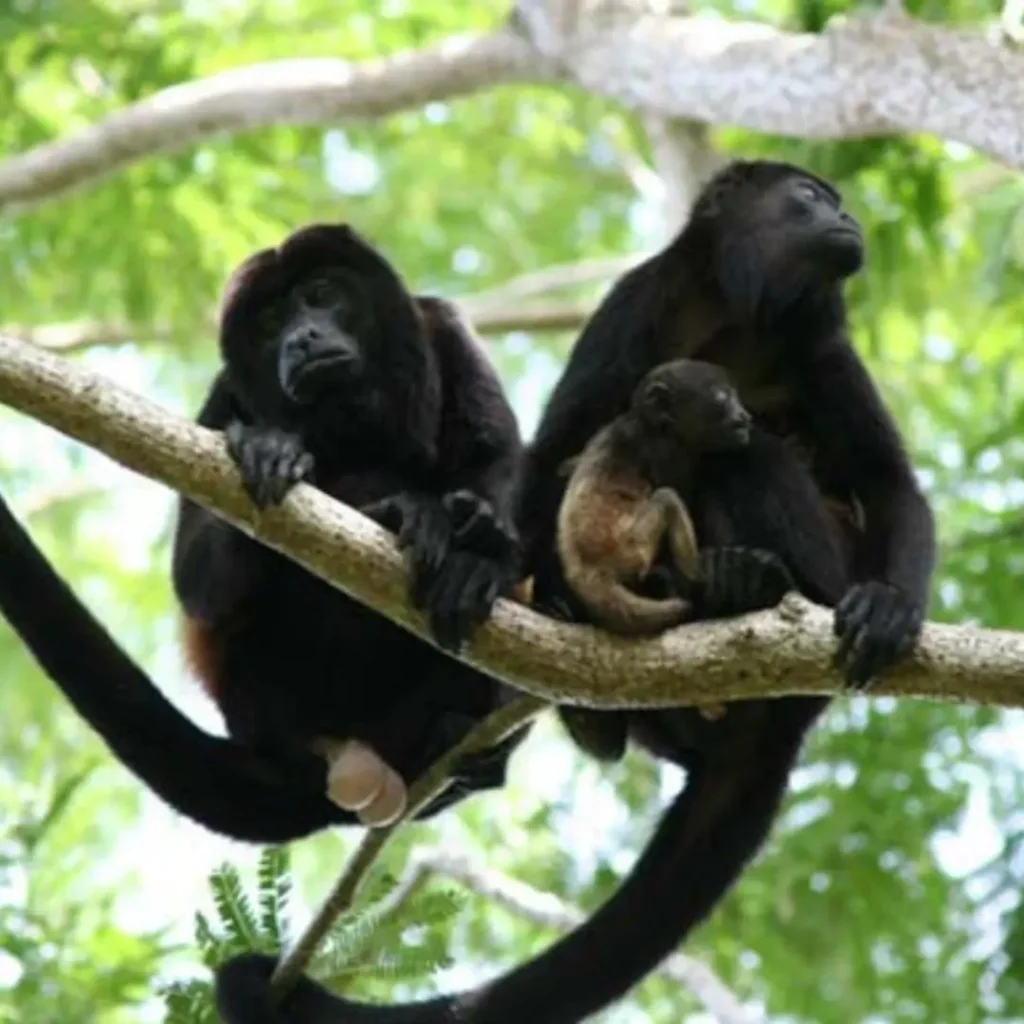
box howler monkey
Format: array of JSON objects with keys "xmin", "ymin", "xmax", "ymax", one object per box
[
  {"xmin": 0, "ymin": 223, "xmax": 528, "ymax": 842},
  {"xmin": 557, "ymin": 357, "xmax": 752, "ymax": 636},
  {"xmin": 213, "ymin": 161, "xmax": 935, "ymax": 1022},
  {"xmin": 557, "ymin": 357, "xmax": 758, "ymax": 760}
]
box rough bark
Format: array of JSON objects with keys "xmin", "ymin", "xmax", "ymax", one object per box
[
  {"xmin": 2, "ymin": 9, "xmax": 1024, "ymax": 211},
  {"xmin": 0, "ymin": 331, "xmax": 1021, "ymax": 712}
]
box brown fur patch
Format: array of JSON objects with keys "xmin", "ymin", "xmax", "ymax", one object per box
[{"xmin": 180, "ymin": 616, "xmax": 222, "ymax": 702}]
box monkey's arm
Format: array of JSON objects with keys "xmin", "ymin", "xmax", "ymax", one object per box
[
  {"xmin": 172, "ymin": 373, "xmax": 278, "ymax": 621},
  {"xmin": 382, "ymin": 297, "xmax": 525, "ymax": 651},
  {"xmin": 802, "ymin": 342, "xmax": 936, "ymax": 686}
]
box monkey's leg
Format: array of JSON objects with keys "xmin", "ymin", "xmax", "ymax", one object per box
[
  {"xmin": 580, "ymin": 493, "xmax": 695, "ymax": 633},
  {"xmin": 648, "ymin": 486, "xmax": 700, "ymax": 582}
]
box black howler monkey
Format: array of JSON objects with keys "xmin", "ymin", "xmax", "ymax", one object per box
[
  {"xmin": 0, "ymin": 223, "xmax": 528, "ymax": 843},
  {"xmin": 213, "ymin": 161, "xmax": 935, "ymax": 1022}
]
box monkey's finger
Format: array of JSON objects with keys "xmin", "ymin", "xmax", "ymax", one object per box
[
  {"xmin": 436, "ymin": 555, "xmax": 498, "ymax": 650},
  {"xmin": 831, "ymin": 611, "xmax": 865, "ymax": 673},
  {"xmin": 444, "ymin": 489, "xmax": 485, "ymax": 535},
  {"xmin": 425, "ymin": 556, "xmax": 477, "ymax": 650},
  {"xmin": 834, "ymin": 585, "xmax": 872, "ymax": 637},
  {"xmin": 835, "ymin": 622, "xmax": 876, "ymax": 688},
  {"xmin": 289, "ymin": 450, "xmax": 315, "ymax": 483},
  {"xmin": 846, "ymin": 628, "xmax": 899, "ymax": 690}
]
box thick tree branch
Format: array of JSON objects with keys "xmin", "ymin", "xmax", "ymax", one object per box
[
  {"xmin": 3, "ymin": 10, "xmax": 1024, "ymax": 212},
  {"xmin": 0, "ymin": 31, "xmax": 544, "ymax": 213},
  {"xmin": 0, "ymin": 331, "xmax": 1020, "ymax": 710}
]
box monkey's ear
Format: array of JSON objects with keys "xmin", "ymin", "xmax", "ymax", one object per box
[{"xmin": 641, "ymin": 380, "xmax": 675, "ymax": 426}]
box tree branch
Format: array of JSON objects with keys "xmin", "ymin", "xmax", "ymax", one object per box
[
  {"xmin": 3, "ymin": 257, "xmax": 634, "ymax": 354},
  {"xmin": 0, "ymin": 30, "xmax": 544, "ymax": 213},
  {"xmin": 3, "ymin": 299, "xmax": 593, "ymax": 357},
  {"xmin": 4, "ymin": 10, "xmax": 1024, "ymax": 212},
  {"xmin": 0, "ymin": 332, "xmax": 1020, "ymax": 710},
  {"xmin": 393, "ymin": 848, "xmax": 762, "ymax": 1024}
]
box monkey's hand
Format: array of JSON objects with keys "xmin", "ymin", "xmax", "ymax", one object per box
[
  {"xmin": 833, "ymin": 581, "xmax": 923, "ymax": 690},
  {"xmin": 361, "ymin": 490, "xmax": 453, "ymax": 601},
  {"xmin": 696, "ymin": 546, "xmax": 795, "ymax": 618},
  {"xmin": 225, "ymin": 422, "xmax": 315, "ymax": 510},
  {"xmin": 415, "ymin": 490, "xmax": 522, "ymax": 652}
]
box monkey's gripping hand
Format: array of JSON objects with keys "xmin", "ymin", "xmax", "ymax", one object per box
[
  {"xmin": 225, "ymin": 422, "xmax": 315, "ymax": 510},
  {"xmin": 833, "ymin": 581, "xmax": 923, "ymax": 690},
  {"xmin": 361, "ymin": 490, "xmax": 451, "ymax": 595},
  {"xmin": 695, "ymin": 546, "xmax": 795, "ymax": 618},
  {"xmin": 422, "ymin": 489, "xmax": 521, "ymax": 651},
  {"xmin": 361, "ymin": 489, "xmax": 521, "ymax": 651}
]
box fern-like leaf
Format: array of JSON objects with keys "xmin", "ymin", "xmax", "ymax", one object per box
[{"xmin": 257, "ymin": 846, "xmax": 292, "ymax": 947}]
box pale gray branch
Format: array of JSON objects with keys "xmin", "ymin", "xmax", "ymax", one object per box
[
  {"xmin": 5, "ymin": 11, "xmax": 1024, "ymax": 211},
  {"xmin": 642, "ymin": 116, "xmax": 723, "ymax": 235},
  {"xmin": 0, "ymin": 332, "xmax": 1020, "ymax": 711},
  {"xmin": 5, "ymin": 293, "xmax": 601, "ymax": 355},
  {"xmin": 459, "ymin": 255, "xmax": 639, "ymax": 307},
  {"xmin": 404, "ymin": 848, "xmax": 762, "ymax": 1024},
  {"xmin": 0, "ymin": 31, "xmax": 542, "ymax": 213},
  {"xmin": 565, "ymin": 12, "xmax": 1024, "ymax": 171}
]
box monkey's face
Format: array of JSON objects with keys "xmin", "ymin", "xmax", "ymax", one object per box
[
  {"xmin": 271, "ymin": 269, "xmax": 372, "ymax": 404},
  {"xmin": 636, "ymin": 361, "xmax": 752, "ymax": 451},
  {"xmin": 759, "ymin": 174, "xmax": 864, "ymax": 282}
]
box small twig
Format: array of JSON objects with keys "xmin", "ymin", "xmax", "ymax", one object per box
[
  {"xmin": 268, "ymin": 695, "xmax": 547, "ymax": 997},
  {"xmin": 370, "ymin": 847, "xmax": 761, "ymax": 1024}
]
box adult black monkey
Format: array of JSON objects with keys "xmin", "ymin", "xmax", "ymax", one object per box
[
  {"xmin": 213, "ymin": 432, "xmax": 844, "ymax": 1024},
  {"xmin": 212, "ymin": 161, "xmax": 934, "ymax": 1021},
  {"xmin": 0, "ymin": 223, "xmax": 528, "ymax": 842}
]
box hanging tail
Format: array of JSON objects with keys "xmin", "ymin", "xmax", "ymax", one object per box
[
  {"xmin": 216, "ymin": 696, "xmax": 827, "ymax": 1023},
  {"xmin": 0, "ymin": 494, "xmax": 339, "ymax": 842}
]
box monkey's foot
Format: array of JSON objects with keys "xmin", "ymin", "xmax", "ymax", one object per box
[
  {"xmin": 833, "ymin": 580, "xmax": 923, "ymax": 690},
  {"xmin": 698, "ymin": 546, "xmax": 795, "ymax": 617},
  {"xmin": 225, "ymin": 422, "xmax": 315, "ymax": 509},
  {"xmin": 443, "ymin": 489, "xmax": 518, "ymax": 561},
  {"xmin": 412, "ymin": 491, "xmax": 521, "ymax": 651},
  {"xmin": 361, "ymin": 491, "xmax": 452, "ymax": 604}
]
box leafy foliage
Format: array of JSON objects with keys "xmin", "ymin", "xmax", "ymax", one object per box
[
  {"xmin": 1, "ymin": 0, "xmax": 1024, "ymax": 1022},
  {"xmin": 160, "ymin": 848, "xmax": 465, "ymax": 1022}
]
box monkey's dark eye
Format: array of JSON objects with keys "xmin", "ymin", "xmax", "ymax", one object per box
[{"xmin": 795, "ymin": 182, "xmax": 819, "ymax": 202}]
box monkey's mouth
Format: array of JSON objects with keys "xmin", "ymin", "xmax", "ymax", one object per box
[{"xmin": 731, "ymin": 423, "xmax": 751, "ymax": 445}]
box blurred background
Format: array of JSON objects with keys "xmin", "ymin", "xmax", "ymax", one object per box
[{"xmin": 1, "ymin": 0, "xmax": 1023, "ymax": 1022}]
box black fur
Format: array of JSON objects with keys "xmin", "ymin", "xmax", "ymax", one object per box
[
  {"xmin": 0, "ymin": 223, "xmax": 528, "ymax": 844},
  {"xmin": 213, "ymin": 161, "xmax": 935, "ymax": 1021}
]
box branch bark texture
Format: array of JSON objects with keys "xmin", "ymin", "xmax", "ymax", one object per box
[
  {"xmin": 0, "ymin": 333, "xmax": 1020, "ymax": 711},
  {"xmin": 3, "ymin": 10, "xmax": 1024, "ymax": 213}
]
